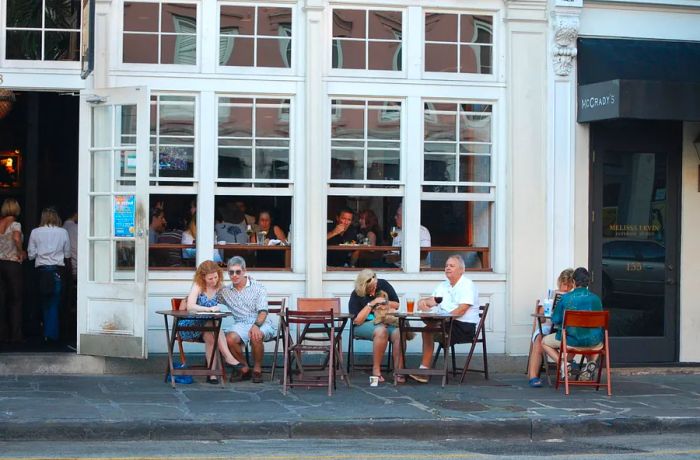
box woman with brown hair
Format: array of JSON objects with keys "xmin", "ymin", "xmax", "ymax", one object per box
[
  {"xmin": 0, "ymin": 198, "xmax": 26, "ymax": 343},
  {"xmin": 182, "ymin": 260, "xmax": 238, "ymax": 383}
]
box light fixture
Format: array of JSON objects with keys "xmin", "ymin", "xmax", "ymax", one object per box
[
  {"xmin": 0, "ymin": 89, "xmax": 15, "ymax": 120},
  {"xmin": 695, "ymin": 133, "xmax": 700, "ymax": 192}
]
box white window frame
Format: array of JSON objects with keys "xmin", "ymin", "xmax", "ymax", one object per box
[
  {"xmin": 1, "ymin": 0, "xmax": 82, "ymax": 69},
  {"xmin": 216, "ymin": 1, "xmax": 296, "ymax": 77},
  {"xmin": 118, "ymin": 0, "xmax": 200, "ymax": 73},
  {"xmin": 328, "ymin": 6, "xmax": 406, "ymax": 79}
]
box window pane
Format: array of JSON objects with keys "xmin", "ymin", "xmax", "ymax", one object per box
[
  {"xmin": 44, "ymin": 31, "xmax": 80, "ymax": 61},
  {"xmin": 368, "ymin": 11, "xmax": 401, "ymax": 40},
  {"xmin": 333, "ymin": 40, "xmax": 365, "ymax": 69},
  {"xmin": 368, "ymin": 108, "xmax": 400, "ymax": 140},
  {"xmin": 332, "ymin": 10, "xmax": 365, "ymax": 39},
  {"xmin": 332, "ymin": 107, "xmax": 365, "ymax": 139},
  {"xmin": 7, "ymin": 0, "xmax": 41, "ymax": 27},
  {"xmin": 368, "ymin": 150, "xmax": 400, "ymax": 180},
  {"xmin": 218, "ymin": 147, "xmax": 252, "ymax": 178},
  {"xmin": 459, "ymin": 155, "xmax": 490, "ymax": 182},
  {"xmin": 425, "ymin": 43, "xmax": 457, "ymax": 72},
  {"xmin": 219, "ymin": 103, "xmax": 252, "ymax": 137},
  {"xmin": 257, "ymin": 7, "xmax": 292, "ymax": 36},
  {"xmin": 161, "ymin": 3, "xmax": 197, "ymax": 33},
  {"xmin": 220, "ymin": 36, "xmax": 254, "ymax": 66},
  {"xmin": 256, "ymin": 106, "xmax": 289, "ymax": 138},
  {"xmin": 461, "ymin": 15, "xmax": 493, "ymax": 43},
  {"xmin": 425, "ymin": 13, "xmax": 457, "ymax": 42},
  {"xmin": 424, "ymin": 155, "xmax": 455, "ymax": 182},
  {"xmin": 368, "ymin": 41, "xmax": 401, "ymax": 71},
  {"xmin": 159, "ymin": 101, "xmax": 195, "ymax": 137},
  {"xmin": 123, "ymin": 2, "xmax": 158, "ymax": 32},
  {"xmin": 220, "ymin": 6, "xmax": 255, "ymax": 36},
  {"xmin": 425, "ymin": 112, "xmax": 456, "ymax": 142},
  {"xmin": 331, "ymin": 149, "xmax": 364, "ymax": 180},
  {"xmin": 256, "ymin": 38, "xmax": 291, "ymax": 68},
  {"xmin": 425, "ymin": 142, "xmax": 456, "ymax": 153},
  {"xmin": 161, "ymin": 34, "xmax": 196, "ymax": 65},
  {"xmin": 123, "ymin": 33, "xmax": 158, "ymax": 64},
  {"xmin": 256, "ymin": 149, "xmax": 289, "ymax": 179},
  {"xmin": 460, "ymin": 113, "xmax": 491, "ymax": 142},
  {"xmin": 460, "ymin": 44, "xmax": 492, "ymax": 74},
  {"xmin": 158, "ymin": 146, "xmax": 194, "ymax": 177},
  {"xmin": 45, "ymin": 0, "xmax": 80, "ymax": 29},
  {"xmin": 5, "ymin": 30, "xmax": 41, "ymax": 60}
]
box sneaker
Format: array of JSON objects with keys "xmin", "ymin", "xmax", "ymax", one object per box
[
  {"xmin": 560, "ymin": 362, "xmax": 580, "ymax": 380},
  {"xmin": 409, "ymin": 374, "xmax": 429, "ymax": 383},
  {"xmin": 579, "ymin": 361, "xmax": 598, "ymax": 381}
]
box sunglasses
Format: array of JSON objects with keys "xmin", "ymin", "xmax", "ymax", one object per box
[{"xmin": 228, "ymin": 269, "xmax": 244, "ymax": 276}]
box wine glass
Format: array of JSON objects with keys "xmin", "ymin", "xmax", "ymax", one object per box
[
  {"xmin": 434, "ymin": 296, "xmax": 443, "ymax": 305},
  {"xmin": 246, "ymin": 224, "xmax": 253, "ymax": 238},
  {"xmin": 390, "ymin": 226, "xmax": 399, "ymax": 239}
]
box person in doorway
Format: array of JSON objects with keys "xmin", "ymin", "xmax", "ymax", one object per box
[
  {"xmin": 218, "ymin": 256, "xmax": 276, "ymax": 384},
  {"xmin": 326, "ymin": 207, "xmax": 358, "ymax": 267},
  {"xmin": 149, "ymin": 207, "xmax": 167, "ymax": 244},
  {"xmin": 0, "ymin": 198, "xmax": 26, "ymax": 343},
  {"xmin": 62, "ymin": 210, "xmax": 78, "ymax": 347},
  {"xmin": 387, "ymin": 205, "xmax": 431, "ymax": 268},
  {"xmin": 27, "ymin": 207, "xmax": 70, "ymax": 342},
  {"xmin": 410, "ymin": 255, "xmax": 478, "ymax": 383},
  {"xmin": 348, "ymin": 269, "xmax": 406, "ymax": 384},
  {"xmin": 182, "ymin": 260, "xmax": 239, "ymax": 384}
]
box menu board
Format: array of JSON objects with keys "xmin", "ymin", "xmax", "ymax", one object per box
[{"xmin": 114, "ymin": 195, "xmax": 135, "ymax": 237}]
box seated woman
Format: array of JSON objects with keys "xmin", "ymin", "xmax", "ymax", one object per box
[
  {"xmin": 527, "ymin": 267, "xmax": 574, "ymax": 387},
  {"xmin": 182, "ymin": 214, "xmax": 222, "ymax": 263},
  {"xmin": 182, "ymin": 260, "xmax": 239, "ymax": 384},
  {"xmin": 351, "ymin": 209, "xmax": 382, "ymax": 267},
  {"xmin": 348, "ymin": 269, "xmax": 406, "ymax": 385},
  {"xmin": 251, "ymin": 210, "xmax": 287, "ymax": 244}
]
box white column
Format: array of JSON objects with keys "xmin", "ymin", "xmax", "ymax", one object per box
[
  {"xmin": 303, "ymin": 0, "xmax": 326, "ymax": 296},
  {"xmin": 403, "ymin": 96, "xmax": 422, "ymax": 273},
  {"xmin": 197, "ymin": 91, "xmax": 217, "ymax": 266},
  {"xmin": 93, "ymin": 0, "xmax": 113, "ymax": 89}
]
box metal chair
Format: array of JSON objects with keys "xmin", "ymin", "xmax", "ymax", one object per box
[{"xmin": 346, "ymin": 320, "xmax": 393, "ymax": 374}]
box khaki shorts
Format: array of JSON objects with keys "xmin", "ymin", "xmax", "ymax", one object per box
[{"xmin": 542, "ymin": 333, "xmax": 561, "ymax": 349}]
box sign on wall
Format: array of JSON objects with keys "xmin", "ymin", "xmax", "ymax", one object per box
[
  {"xmin": 114, "ymin": 195, "xmax": 136, "ymax": 237},
  {"xmin": 80, "ymin": 0, "xmax": 95, "ymax": 79}
]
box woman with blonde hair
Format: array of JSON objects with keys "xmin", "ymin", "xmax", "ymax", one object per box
[
  {"xmin": 348, "ymin": 269, "xmax": 405, "ymax": 385},
  {"xmin": 181, "ymin": 260, "xmax": 239, "ymax": 384},
  {"xmin": 27, "ymin": 207, "xmax": 70, "ymax": 342},
  {"xmin": 0, "ymin": 198, "xmax": 26, "ymax": 342},
  {"xmin": 527, "ymin": 267, "xmax": 575, "ymax": 387}
]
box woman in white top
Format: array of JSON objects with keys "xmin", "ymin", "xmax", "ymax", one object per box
[
  {"xmin": 0, "ymin": 198, "xmax": 26, "ymax": 343},
  {"xmin": 27, "ymin": 207, "xmax": 70, "ymax": 342}
]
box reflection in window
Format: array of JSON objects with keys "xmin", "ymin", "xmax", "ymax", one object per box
[
  {"xmin": 332, "ymin": 9, "xmax": 402, "ymax": 71},
  {"xmin": 5, "ymin": 0, "xmax": 81, "ymax": 61},
  {"xmin": 331, "ymin": 99, "xmax": 401, "ymax": 186},
  {"xmin": 150, "ymin": 95, "xmax": 196, "ymax": 181},
  {"xmin": 148, "ymin": 194, "xmax": 197, "ymax": 270},
  {"xmin": 123, "ymin": 2, "xmax": 197, "ymax": 64},
  {"xmin": 217, "ymin": 97, "xmax": 291, "ymax": 186},
  {"xmin": 219, "ymin": 6, "xmax": 292, "ymax": 68},
  {"xmin": 424, "ymin": 13, "xmax": 493, "ymax": 74},
  {"xmin": 423, "ymin": 102, "xmax": 492, "ymax": 193}
]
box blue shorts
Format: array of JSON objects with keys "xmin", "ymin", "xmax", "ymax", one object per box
[{"xmin": 353, "ymin": 321, "xmax": 397, "ymax": 340}]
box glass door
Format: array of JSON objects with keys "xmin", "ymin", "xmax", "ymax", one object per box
[
  {"xmin": 77, "ymin": 87, "xmax": 150, "ymax": 358},
  {"xmin": 590, "ymin": 120, "xmax": 680, "ymax": 363}
]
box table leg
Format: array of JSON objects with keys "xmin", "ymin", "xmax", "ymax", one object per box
[
  {"xmin": 210, "ymin": 317, "xmax": 226, "ymax": 387},
  {"xmin": 163, "ymin": 315, "xmax": 177, "ymax": 389},
  {"xmin": 395, "ymin": 317, "xmax": 407, "ymax": 387}
]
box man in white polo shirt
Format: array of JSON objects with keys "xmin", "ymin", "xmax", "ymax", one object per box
[{"xmin": 411, "ymin": 254, "xmax": 479, "ymax": 383}]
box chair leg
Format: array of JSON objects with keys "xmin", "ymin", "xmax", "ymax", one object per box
[
  {"xmin": 432, "ymin": 343, "xmax": 443, "ymax": 368},
  {"xmin": 387, "ymin": 341, "xmax": 393, "ymax": 373},
  {"xmin": 177, "ymin": 338, "xmax": 186, "ymax": 367},
  {"xmin": 459, "ymin": 341, "xmax": 478, "ymax": 384},
  {"xmin": 563, "ymin": 349, "xmax": 570, "ymax": 396},
  {"xmin": 270, "ymin": 331, "xmax": 281, "ymax": 382},
  {"xmin": 554, "ymin": 351, "xmax": 562, "ymax": 390},
  {"xmin": 347, "ymin": 337, "xmax": 354, "ymax": 374},
  {"xmin": 451, "ymin": 344, "xmax": 457, "ymax": 377},
  {"xmin": 482, "ymin": 338, "xmax": 489, "ymax": 380}
]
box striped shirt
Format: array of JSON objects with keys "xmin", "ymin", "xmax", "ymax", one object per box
[{"xmin": 217, "ymin": 276, "xmax": 270, "ymax": 324}]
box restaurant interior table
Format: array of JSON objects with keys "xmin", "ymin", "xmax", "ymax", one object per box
[
  {"xmin": 156, "ymin": 310, "xmax": 232, "ymax": 388},
  {"xmin": 394, "ymin": 311, "xmax": 461, "ymax": 387}
]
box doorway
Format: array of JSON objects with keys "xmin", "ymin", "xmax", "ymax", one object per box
[
  {"xmin": 589, "ymin": 120, "xmax": 680, "ymax": 363},
  {"xmin": 0, "ymin": 91, "xmax": 79, "ymax": 352}
]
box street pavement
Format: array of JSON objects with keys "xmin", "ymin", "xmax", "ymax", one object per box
[{"xmin": 1, "ymin": 368, "xmax": 700, "ymax": 442}]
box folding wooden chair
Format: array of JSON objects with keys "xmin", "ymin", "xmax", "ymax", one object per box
[
  {"xmin": 170, "ymin": 297, "xmax": 190, "ymax": 366},
  {"xmin": 241, "ymin": 299, "xmax": 287, "ymax": 381},
  {"xmin": 555, "ymin": 310, "xmax": 612, "ymax": 396},
  {"xmin": 283, "ymin": 309, "xmax": 336, "ymax": 396},
  {"xmin": 432, "ymin": 303, "xmax": 490, "ymax": 384}
]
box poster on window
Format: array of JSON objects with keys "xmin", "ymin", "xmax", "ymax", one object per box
[{"xmin": 114, "ymin": 195, "xmax": 136, "ymax": 237}]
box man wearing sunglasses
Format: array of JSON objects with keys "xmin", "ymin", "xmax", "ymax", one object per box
[{"xmin": 217, "ymin": 256, "xmax": 275, "ymax": 383}]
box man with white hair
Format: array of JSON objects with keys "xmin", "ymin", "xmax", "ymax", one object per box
[
  {"xmin": 411, "ymin": 254, "xmax": 479, "ymax": 383},
  {"xmin": 218, "ymin": 256, "xmax": 276, "ymax": 383}
]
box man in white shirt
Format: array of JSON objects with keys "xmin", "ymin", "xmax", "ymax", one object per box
[
  {"xmin": 411, "ymin": 254, "xmax": 479, "ymax": 383},
  {"xmin": 388, "ymin": 205, "xmax": 432, "ymax": 267}
]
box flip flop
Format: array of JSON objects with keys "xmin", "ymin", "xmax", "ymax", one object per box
[
  {"xmin": 206, "ymin": 376, "xmax": 219, "ymax": 385},
  {"xmin": 528, "ymin": 377, "xmax": 543, "ymax": 388},
  {"xmin": 394, "ymin": 374, "xmax": 406, "ymax": 384}
]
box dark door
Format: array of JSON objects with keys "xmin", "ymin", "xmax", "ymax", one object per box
[{"xmin": 590, "ymin": 120, "xmax": 680, "ymax": 363}]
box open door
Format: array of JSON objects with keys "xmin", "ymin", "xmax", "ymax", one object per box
[{"xmin": 77, "ymin": 87, "xmax": 150, "ymax": 358}]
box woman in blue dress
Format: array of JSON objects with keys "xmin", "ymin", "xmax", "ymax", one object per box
[{"xmin": 182, "ymin": 260, "xmax": 238, "ymax": 383}]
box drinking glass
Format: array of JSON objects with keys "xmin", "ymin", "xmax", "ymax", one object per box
[
  {"xmin": 390, "ymin": 226, "xmax": 399, "ymax": 239},
  {"xmin": 256, "ymin": 231, "xmax": 266, "ymax": 246},
  {"xmin": 406, "ymin": 297, "xmax": 415, "ymax": 314}
]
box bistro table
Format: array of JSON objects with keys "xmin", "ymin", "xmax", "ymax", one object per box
[
  {"xmin": 394, "ymin": 311, "xmax": 462, "ymax": 387},
  {"xmin": 156, "ymin": 310, "xmax": 232, "ymax": 388}
]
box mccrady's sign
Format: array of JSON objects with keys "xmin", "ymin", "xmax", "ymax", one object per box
[{"xmin": 577, "ymin": 80, "xmax": 620, "ymax": 122}]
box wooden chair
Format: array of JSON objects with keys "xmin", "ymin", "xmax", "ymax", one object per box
[
  {"xmin": 283, "ymin": 309, "xmax": 336, "ymax": 396},
  {"xmin": 241, "ymin": 299, "xmax": 287, "ymax": 381},
  {"xmin": 432, "ymin": 303, "xmax": 490, "ymax": 384},
  {"xmin": 170, "ymin": 297, "xmax": 190, "ymax": 366},
  {"xmin": 555, "ymin": 310, "xmax": 612, "ymax": 396}
]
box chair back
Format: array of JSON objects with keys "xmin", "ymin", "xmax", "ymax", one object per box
[
  {"xmin": 563, "ymin": 310, "xmax": 609, "ymax": 329},
  {"xmin": 285, "ymin": 309, "xmax": 335, "ymax": 325},
  {"xmin": 296, "ymin": 298, "xmax": 340, "ymax": 313},
  {"xmin": 267, "ymin": 298, "xmax": 287, "ymax": 315},
  {"xmin": 171, "ymin": 298, "xmax": 186, "ymax": 311},
  {"xmin": 475, "ymin": 303, "xmax": 490, "ymax": 338}
]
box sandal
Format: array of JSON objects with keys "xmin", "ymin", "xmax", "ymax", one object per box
[
  {"xmin": 528, "ymin": 377, "xmax": 543, "ymax": 388},
  {"xmin": 252, "ymin": 371, "xmax": 263, "ymax": 384},
  {"xmin": 394, "ymin": 374, "xmax": 406, "ymax": 384},
  {"xmin": 229, "ymin": 365, "xmax": 251, "ymax": 383},
  {"xmin": 206, "ymin": 376, "xmax": 219, "ymax": 385}
]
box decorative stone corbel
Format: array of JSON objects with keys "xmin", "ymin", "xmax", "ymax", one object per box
[{"xmin": 552, "ymin": 14, "xmax": 580, "ymax": 76}]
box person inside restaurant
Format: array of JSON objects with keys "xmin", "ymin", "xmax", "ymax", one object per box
[
  {"xmin": 411, "ymin": 255, "xmax": 478, "ymax": 383},
  {"xmin": 348, "ymin": 269, "xmax": 406, "ymax": 385},
  {"xmin": 387, "ymin": 205, "xmax": 431, "ymax": 268},
  {"xmin": 148, "ymin": 207, "xmax": 167, "ymax": 244},
  {"xmin": 326, "ymin": 207, "xmax": 358, "ymax": 267}
]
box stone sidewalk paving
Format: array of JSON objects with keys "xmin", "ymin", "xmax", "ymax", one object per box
[{"xmin": 1, "ymin": 371, "xmax": 699, "ymax": 441}]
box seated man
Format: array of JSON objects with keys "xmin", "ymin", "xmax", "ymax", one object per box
[
  {"xmin": 326, "ymin": 207, "xmax": 358, "ymax": 267},
  {"xmin": 217, "ymin": 256, "xmax": 276, "ymax": 384},
  {"xmin": 541, "ymin": 267, "xmax": 603, "ymax": 380},
  {"xmin": 148, "ymin": 207, "xmax": 167, "ymax": 244},
  {"xmin": 387, "ymin": 205, "xmax": 431, "ymax": 268},
  {"xmin": 411, "ymin": 254, "xmax": 478, "ymax": 383}
]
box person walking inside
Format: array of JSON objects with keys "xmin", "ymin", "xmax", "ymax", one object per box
[{"xmin": 0, "ymin": 198, "xmax": 26, "ymax": 343}]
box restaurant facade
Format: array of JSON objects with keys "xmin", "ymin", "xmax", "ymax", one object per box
[{"xmin": 0, "ymin": 0, "xmax": 698, "ymax": 365}]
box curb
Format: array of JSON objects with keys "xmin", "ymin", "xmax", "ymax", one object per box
[{"xmin": 2, "ymin": 417, "xmax": 700, "ymax": 442}]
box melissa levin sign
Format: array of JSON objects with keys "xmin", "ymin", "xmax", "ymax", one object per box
[{"xmin": 577, "ymin": 80, "xmax": 620, "ymax": 122}]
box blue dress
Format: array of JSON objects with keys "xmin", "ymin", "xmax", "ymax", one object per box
[{"xmin": 179, "ymin": 292, "xmax": 218, "ymax": 341}]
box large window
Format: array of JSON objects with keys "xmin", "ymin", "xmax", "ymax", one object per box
[
  {"xmin": 150, "ymin": 94, "xmax": 196, "ymax": 184},
  {"xmin": 424, "ymin": 13, "xmax": 493, "ymax": 74},
  {"xmin": 330, "ymin": 99, "xmax": 401, "ymax": 187},
  {"xmin": 217, "ymin": 97, "xmax": 291, "ymax": 187},
  {"xmin": 148, "ymin": 194, "xmax": 197, "ymax": 269},
  {"xmin": 123, "ymin": 1, "xmax": 197, "ymax": 65},
  {"xmin": 219, "ymin": 5, "xmax": 292, "ymax": 68},
  {"xmin": 5, "ymin": 0, "xmax": 80, "ymax": 61},
  {"xmin": 332, "ymin": 9, "xmax": 402, "ymax": 71}
]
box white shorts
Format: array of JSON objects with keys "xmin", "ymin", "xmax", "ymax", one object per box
[
  {"xmin": 531, "ymin": 321, "xmax": 553, "ymax": 342},
  {"xmin": 223, "ymin": 319, "xmax": 277, "ymax": 344}
]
